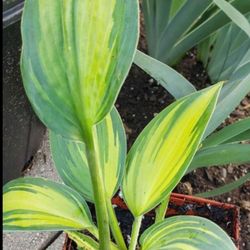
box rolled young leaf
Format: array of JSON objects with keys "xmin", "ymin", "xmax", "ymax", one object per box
[
  {"xmin": 3, "ymin": 177, "xmax": 95, "ymax": 231},
  {"xmin": 21, "ymin": 0, "xmax": 139, "ymax": 141},
  {"xmin": 140, "ymin": 216, "xmax": 236, "ymax": 250},
  {"xmin": 122, "ymin": 83, "xmax": 222, "ymax": 217},
  {"xmin": 50, "ymin": 108, "xmax": 126, "ymax": 202}
]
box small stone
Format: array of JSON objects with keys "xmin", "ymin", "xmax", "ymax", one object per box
[
  {"xmin": 153, "ymin": 113, "xmax": 158, "ymax": 117},
  {"xmin": 124, "ymin": 124, "xmax": 132, "ymax": 134},
  {"xmin": 118, "ymin": 190, "xmax": 123, "ymax": 198},
  {"xmin": 149, "ymin": 95, "xmax": 156, "ymax": 101},
  {"xmin": 148, "ymin": 78, "xmax": 154, "ymax": 84},
  {"xmin": 205, "ymin": 169, "xmax": 214, "ymax": 182},
  {"xmin": 127, "ymin": 235, "xmax": 131, "ymax": 244},
  {"xmin": 241, "ymin": 99, "xmax": 249, "ymax": 106},
  {"xmin": 182, "ymin": 182, "xmax": 193, "ymax": 195},
  {"xmin": 228, "ymin": 165, "xmax": 234, "ymax": 174},
  {"xmin": 240, "ymin": 200, "xmax": 250, "ymax": 211},
  {"xmin": 227, "ymin": 197, "xmax": 232, "ymax": 202},
  {"xmin": 220, "ymin": 177, "xmax": 226, "ymax": 183},
  {"xmin": 221, "ymin": 168, "xmax": 227, "ymax": 178}
]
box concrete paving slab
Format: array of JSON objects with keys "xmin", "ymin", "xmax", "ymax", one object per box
[
  {"xmin": 3, "ymin": 232, "xmax": 63, "ymax": 250},
  {"xmin": 47, "ymin": 233, "xmax": 66, "ymax": 250},
  {"xmin": 3, "ymin": 130, "xmax": 65, "ymax": 250}
]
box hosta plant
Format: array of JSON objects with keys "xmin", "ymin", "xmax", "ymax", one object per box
[{"xmin": 3, "ymin": 1, "xmax": 238, "ymax": 250}]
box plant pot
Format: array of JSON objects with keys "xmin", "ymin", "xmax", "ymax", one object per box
[
  {"xmin": 3, "ymin": 20, "xmax": 46, "ymax": 185},
  {"xmin": 63, "ymin": 192, "xmax": 240, "ymax": 250}
]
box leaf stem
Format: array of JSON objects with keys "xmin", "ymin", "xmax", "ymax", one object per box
[
  {"xmin": 129, "ymin": 215, "xmax": 143, "ymax": 250},
  {"xmin": 85, "ymin": 126, "xmax": 111, "ymax": 250},
  {"xmin": 107, "ymin": 200, "xmax": 128, "ymax": 250},
  {"xmin": 155, "ymin": 195, "xmax": 170, "ymax": 223}
]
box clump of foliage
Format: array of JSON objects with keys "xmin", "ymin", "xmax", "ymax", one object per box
[{"xmin": 3, "ymin": 1, "xmax": 243, "ymax": 249}]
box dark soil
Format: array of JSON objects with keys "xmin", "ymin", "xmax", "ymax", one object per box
[
  {"xmin": 113, "ymin": 202, "xmax": 236, "ymax": 247},
  {"xmin": 116, "ymin": 65, "xmax": 174, "ymax": 149},
  {"xmin": 66, "ymin": 199, "xmax": 237, "ymax": 249}
]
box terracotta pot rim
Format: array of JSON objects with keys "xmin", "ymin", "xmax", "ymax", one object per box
[{"xmin": 63, "ymin": 192, "xmax": 240, "ymax": 250}]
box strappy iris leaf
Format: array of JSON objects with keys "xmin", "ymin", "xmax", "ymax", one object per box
[
  {"xmin": 213, "ymin": 0, "xmax": 250, "ymax": 37},
  {"xmin": 189, "ymin": 144, "xmax": 250, "ymax": 172},
  {"xmin": 142, "ymin": 0, "xmax": 250, "ymax": 65},
  {"xmin": 198, "ymin": 14, "xmax": 250, "ymax": 83},
  {"xmin": 195, "ymin": 172, "xmax": 250, "ymax": 198},
  {"xmin": 202, "ymin": 117, "xmax": 250, "ymax": 147},
  {"xmin": 134, "ymin": 50, "xmax": 196, "ymax": 99}
]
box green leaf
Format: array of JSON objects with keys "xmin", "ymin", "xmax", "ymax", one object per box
[
  {"xmin": 195, "ymin": 172, "xmax": 250, "ymax": 198},
  {"xmin": 189, "ymin": 144, "xmax": 250, "ymax": 172},
  {"xmin": 134, "ymin": 50, "xmax": 196, "ymax": 99},
  {"xmin": 198, "ymin": 14, "xmax": 250, "ymax": 83},
  {"xmin": 122, "ymin": 84, "xmax": 222, "ymax": 217},
  {"xmin": 197, "ymin": 34, "xmax": 217, "ymax": 67},
  {"xmin": 204, "ymin": 74, "xmax": 250, "ymax": 138},
  {"xmin": 202, "ymin": 118, "xmax": 250, "ymax": 147},
  {"xmin": 3, "ymin": 177, "xmax": 94, "ymax": 231},
  {"xmin": 50, "ymin": 108, "xmax": 126, "ymax": 202},
  {"xmin": 21, "ymin": 0, "xmax": 139, "ymax": 141},
  {"xmin": 140, "ymin": 216, "xmax": 236, "ymax": 250},
  {"xmin": 166, "ymin": 0, "xmax": 250, "ymax": 65},
  {"xmin": 67, "ymin": 231, "xmax": 99, "ymax": 250},
  {"xmin": 66, "ymin": 231, "xmax": 119, "ymax": 250},
  {"xmin": 142, "ymin": 0, "xmax": 186, "ymax": 57},
  {"xmin": 156, "ymin": 0, "xmax": 212, "ymax": 61},
  {"xmin": 213, "ymin": 0, "xmax": 250, "ymax": 37}
]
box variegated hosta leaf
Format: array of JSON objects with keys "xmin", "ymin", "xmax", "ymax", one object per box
[
  {"xmin": 122, "ymin": 84, "xmax": 222, "ymax": 217},
  {"xmin": 50, "ymin": 108, "xmax": 126, "ymax": 202},
  {"xmin": 66, "ymin": 231, "xmax": 119, "ymax": 250},
  {"xmin": 140, "ymin": 216, "xmax": 236, "ymax": 250},
  {"xmin": 21, "ymin": 0, "xmax": 139, "ymax": 141},
  {"xmin": 3, "ymin": 177, "xmax": 95, "ymax": 231}
]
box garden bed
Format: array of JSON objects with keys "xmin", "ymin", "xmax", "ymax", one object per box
[
  {"xmin": 64, "ymin": 193, "xmax": 240, "ymax": 249},
  {"xmin": 115, "ymin": 51, "xmax": 250, "ymax": 249}
]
